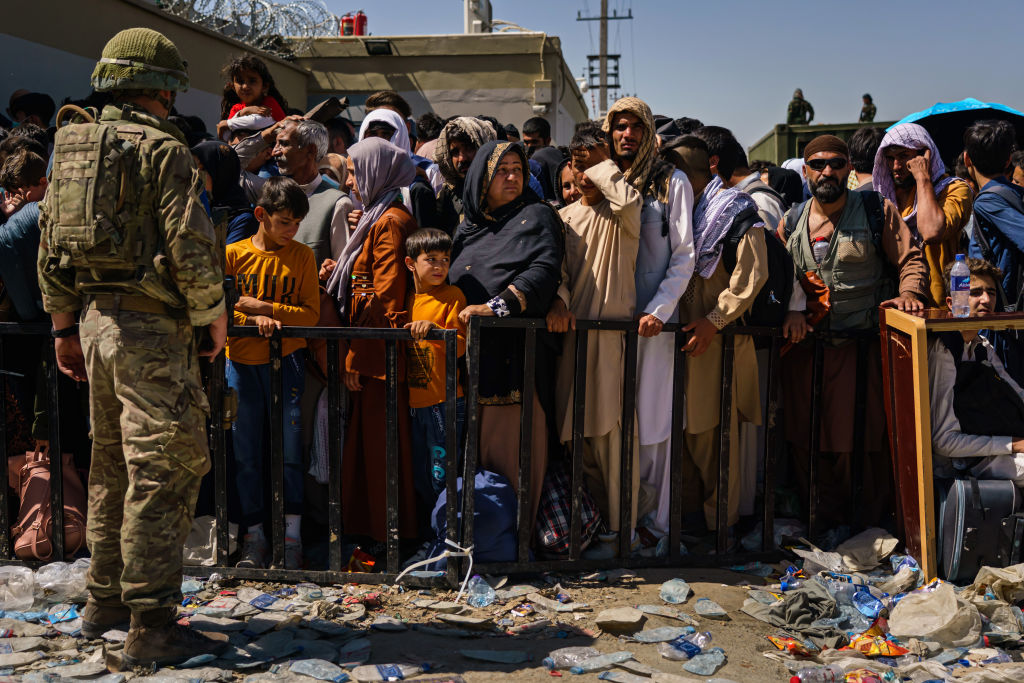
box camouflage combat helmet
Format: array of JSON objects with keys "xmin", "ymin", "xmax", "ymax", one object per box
[{"xmin": 91, "ymin": 28, "xmax": 189, "ymax": 93}]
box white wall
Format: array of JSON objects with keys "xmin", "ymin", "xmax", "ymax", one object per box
[{"xmin": 2, "ymin": 32, "xmax": 252, "ymax": 132}]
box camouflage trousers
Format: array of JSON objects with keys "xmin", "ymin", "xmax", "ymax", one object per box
[{"xmin": 79, "ymin": 306, "xmax": 209, "ymax": 612}]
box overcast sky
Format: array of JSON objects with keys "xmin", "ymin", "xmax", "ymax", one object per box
[{"xmin": 323, "ymin": 0, "xmax": 1024, "ymax": 147}]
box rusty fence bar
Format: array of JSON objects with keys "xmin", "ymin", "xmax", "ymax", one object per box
[{"xmin": 0, "ymin": 318, "xmax": 876, "ymax": 581}]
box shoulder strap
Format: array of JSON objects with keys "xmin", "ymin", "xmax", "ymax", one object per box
[
  {"xmin": 969, "ymin": 208, "xmax": 1013, "ymax": 310},
  {"xmin": 722, "ymin": 206, "xmax": 763, "ymax": 273},
  {"xmin": 745, "ymin": 180, "xmax": 786, "ymax": 206},
  {"xmin": 860, "ymin": 190, "xmax": 885, "ymax": 248},
  {"xmin": 783, "ymin": 199, "xmax": 809, "ymax": 242}
]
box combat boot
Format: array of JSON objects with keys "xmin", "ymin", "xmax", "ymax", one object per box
[
  {"xmin": 81, "ymin": 599, "xmax": 131, "ymax": 639},
  {"xmin": 123, "ymin": 607, "xmax": 228, "ymax": 667}
]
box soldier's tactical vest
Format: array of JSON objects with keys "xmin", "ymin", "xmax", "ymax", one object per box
[
  {"xmin": 787, "ymin": 191, "xmax": 892, "ymax": 331},
  {"xmin": 297, "ymin": 181, "xmax": 344, "ymax": 267},
  {"xmin": 41, "ymin": 104, "xmax": 189, "ymax": 308}
]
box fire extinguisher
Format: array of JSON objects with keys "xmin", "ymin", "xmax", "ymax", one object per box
[
  {"xmin": 354, "ymin": 10, "xmax": 367, "ymax": 36},
  {"xmin": 340, "ymin": 13, "xmax": 354, "ymax": 36}
]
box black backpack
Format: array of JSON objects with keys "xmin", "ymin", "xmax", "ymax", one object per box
[
  {"xmin": 937, "ymin": 332, "xmax": 1024, "ymax": 436},
  {"xmin": 721, "ymin": 205, "xmax": 793, "ymax": 328}
]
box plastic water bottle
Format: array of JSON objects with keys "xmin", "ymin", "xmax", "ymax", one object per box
[
  {"xmin": 790, "ymin": 664, "xmax": 843, "ymax": 683},
  {"xmin": 951, "ymin": 254, "xmax": 970, "ymax": 317},
  {"xmin": 543, "ymin": 647, "xmax": 601, "ymax": 670},
  {"xmin": 465, "ymin": 575, "xmax": 496, "ymax": 608},
  {"xmin": 567, "ymin": 650, "xmax": 634, "ymax": 674},
  {"xmin": 657, "ymin": 631, "xmax": 712, "ymax": 661},
  {"xmin": 812, "ymin": 237, "xmax": 829, "ymax": 264}
]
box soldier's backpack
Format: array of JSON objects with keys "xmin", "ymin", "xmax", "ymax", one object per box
[
  {"xmin": 45, "ymin": 105, "xmax": 153, "ymax": 275},
  {"xmin": 721, "ymin": 205, "xmax": 794, "ymax": 328}
]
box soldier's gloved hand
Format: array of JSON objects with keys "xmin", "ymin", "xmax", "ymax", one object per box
[{"xmin": 201, "ymin": 311, "xmax": 228, "ymax": 358}]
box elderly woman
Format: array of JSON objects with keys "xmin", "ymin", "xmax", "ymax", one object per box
[
  {"xmin": 451, "ymin": 140, "xmax": 564, "ymax": 529},
  {"xmin": 326, "ymin": 137, "xmax": 419, "ymax": 546}
]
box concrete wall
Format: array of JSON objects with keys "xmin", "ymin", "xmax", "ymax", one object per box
[
  {"xmin": 297, "ymin": 33, "xmax": 589, "ymax": 146},
  {"xmin": 1, "ymin": 0, "xmax": 308, "ymax": 130}
]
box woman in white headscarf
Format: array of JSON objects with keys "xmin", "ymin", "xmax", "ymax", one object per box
[{"xmin": 358, "ymin": 108, "xmax": 439, "ymax": 227}]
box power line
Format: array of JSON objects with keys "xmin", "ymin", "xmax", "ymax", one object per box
[{"xmin": 577, "ymin": 0, "xmax": 632, "ymax": 116}]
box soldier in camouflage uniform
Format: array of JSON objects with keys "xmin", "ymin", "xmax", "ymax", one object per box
[
  {"xmin": 37, "ymin": 28, "xmax": 228, "ymax": 666},
  {"xmin": 860, "ymin": 93, "xmax": 877, "ymax": 123},
  {"xmin": 787, "ymin": 88, "xmax": 814, "ymax": 125}
]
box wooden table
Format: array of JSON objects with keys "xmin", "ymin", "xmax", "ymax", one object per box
[{"xmin": 880, "ymin": 308, "xmax": 1024, "ymax": 579}]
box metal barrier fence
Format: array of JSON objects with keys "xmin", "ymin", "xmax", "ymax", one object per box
[{"xmin": 0, "ymin": 317, "xmax": 877, "ymax": 584}]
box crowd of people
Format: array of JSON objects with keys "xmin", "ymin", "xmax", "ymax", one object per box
[{"xmin": 5, "ymin": 28, "xmax": 1024, "ymax": 623}]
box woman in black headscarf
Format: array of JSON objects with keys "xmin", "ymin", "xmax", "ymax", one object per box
[
  {"xmin": 764, "ymin": 165, "xmax": 804, "ymax": 210},
  {"xmin": 191, "ymin": 140, "xmax": 259, "ymax": 245},
  {"xmin": 452, "ymin": 140, "xmax": 564, "ymax": 530}
]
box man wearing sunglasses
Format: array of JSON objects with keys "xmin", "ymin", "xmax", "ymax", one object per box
[{"xmin": 777, "ymin": 134, "xmax": 929, "ymax": 534}]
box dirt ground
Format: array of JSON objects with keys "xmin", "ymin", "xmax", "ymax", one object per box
[{"xmin": 322, "ymin": 566, "xmax": 793, "ymax": 682}]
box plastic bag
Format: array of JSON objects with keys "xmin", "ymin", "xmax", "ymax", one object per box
[
  {"xmin": 35, "ymin": 558, "xmax": 89, "ymax": 603},
  {"xmin": 888, "ymin": 582, "xmax": 982, "ymax": 647},
  {"xmin": 183, "ymin": 515, "xmax": 238, "ymax": 567},
  {"xmin": 0, "ymin": 566, "xmax": 35, "ymax": 611}
]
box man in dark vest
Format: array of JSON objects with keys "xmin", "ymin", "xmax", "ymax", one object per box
[
  {"xmin": 929, "ymin": 257, "xmax": 1024, "ymax": 485},
  {"xmin": 779, "ymin": 134, "xmax": 929, "ymax": 532}
]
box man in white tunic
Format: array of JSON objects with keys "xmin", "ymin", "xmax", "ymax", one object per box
[
  {"xmin": 603, "ymin": 98, "xmax": 696, "ymax": 542},
  {"xmin": 547, "ymin": 122, "xmax": 643, "ymax": 535}
]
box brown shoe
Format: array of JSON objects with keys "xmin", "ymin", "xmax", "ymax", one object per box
[
  {"xmin": 81, "ymin": 599, "xmax": 131, "ymax": 639},
  {"xmin": 123, "ymin": 608, "xmax": 228, "ymax": 667}
]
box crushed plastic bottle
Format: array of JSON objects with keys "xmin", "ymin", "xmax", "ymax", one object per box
[
  {"xmin": 826, "ymin": 580, "xmax": 857, "ymax": 606},
  {"xmin": 694, "ymin": 597, "xmax": 728, "ymax": 618},
  {"xmin": 781, "ymin": 566, "xmax": 805, "ymax": 591},
  {"xmin": 568, "ymin": 651, "xmax": 634, "ymax": 674},
  {"xmin": 659, "ymin": 579, "xmax": 692, "ymax": 604},
  {"xmin": 684, "ymin": 647, "xmax": 726, "ymax": 676},
  {"xmin": 290, "ymin": 658, "xmax": 351, "ymax": 682},
  {"xmin": 789, "ymin": 664, "xmax": 843, "ymax": 683},
  {"xmin": 465, "ymin": 575, "xmax": 496, "ymax": 608},
  {"xmin": 852, "ymin": 586, "xmax": 885, "ymax": 619},
  {"xmin": 0, "ymin": 566, "xmax": 35, "ymax": 612},
  {"xmin": 544, "ymin": 647, "xmax": 601, "ymax": 670},
  {"xmin": 657, "ymin": 631, "xmax": 712, "ymax": 661},
  {"xmin": 349, "ymin": 664, "xmax": 424, "ymax": 681}
]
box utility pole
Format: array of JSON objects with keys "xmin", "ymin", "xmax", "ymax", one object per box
[{"xmin": 577, "ymin": 1, "xmax": 632, "ymax": 116}]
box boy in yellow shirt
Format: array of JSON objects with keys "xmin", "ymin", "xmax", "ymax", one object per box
[
  {"xmin": 225, "ymin": 177, "xmax": 320, "ymax": 569},
  {"xmin": 403, "ymin": 228, "xmax": 467, "ymax": 510}
]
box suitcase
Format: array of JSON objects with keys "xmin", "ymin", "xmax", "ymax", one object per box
[
  {"xmin": 938, "ymin": 477, "xmax": 1021, "ymax": 583},
  {"xmin": 1000, "ymin": 513, "xmax": 1024, "ymax": 566}
]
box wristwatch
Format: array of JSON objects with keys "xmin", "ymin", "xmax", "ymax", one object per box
[{"xmin": 51, "ymin": 324, "xmax": 79, "ymax": 339}]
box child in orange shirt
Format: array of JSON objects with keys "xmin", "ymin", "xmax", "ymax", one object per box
[
  {"xmin": 226, "ymin": 177, "xmax": 319, "ymax": 570},
  {"xmin": 403, "ymin": 229, "xmax": 467, "ymax": 508}
]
